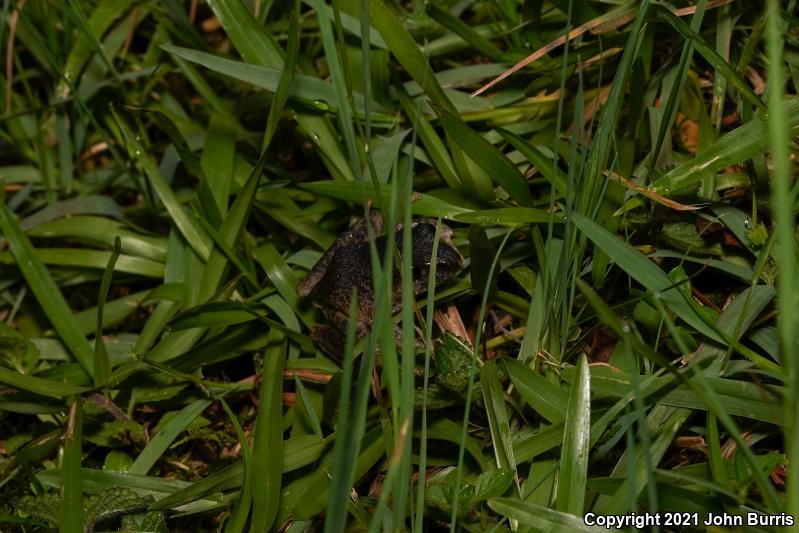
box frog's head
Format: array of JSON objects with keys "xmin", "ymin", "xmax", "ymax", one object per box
[{"xmin": 408, "ymin": 222, "xmax": 463, "ymax": 290}]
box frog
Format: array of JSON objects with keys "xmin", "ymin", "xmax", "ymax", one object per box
[{"xmin": 297, "ymin": 210, "xmax": 463, "ymax": 357}]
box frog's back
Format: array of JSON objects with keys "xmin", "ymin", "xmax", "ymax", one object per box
[{"xmin": 309, "ymin": 240, "xmax": 377, "ymax": 320}]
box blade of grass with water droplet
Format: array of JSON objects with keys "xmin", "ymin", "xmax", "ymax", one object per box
[
  {"xmin": 160, "ymin": 45, "xmax": 380, "ymax": 118},
  {"xmin": 308, "ymin": 0, "xmax": 358, "ymax": 177},
  {"xmin": 262, "ymin": 0, "xmax": 299, "ymax": 155},
  {"xmin": 57, "ymin": 0, "xmax": 134, "ymax": 97},
  {"xmin": 204, "ymin": 0, "xmax": 356, "ymax": 181},
  {"xmin": 112, "ymin": 111, "xmax": 212, "ymax": 261},
  {"xmin": 454, "ymin": 207, "xmax": 562, "ymax": 226}
]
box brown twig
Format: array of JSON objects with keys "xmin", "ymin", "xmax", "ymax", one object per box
[{"xmin": 607, "ymin": 171, "xmax": 707, "ymax": 212}]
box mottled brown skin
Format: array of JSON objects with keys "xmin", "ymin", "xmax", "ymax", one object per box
[{"xmin": 297, "ymin": 212, "xmax": 462, "ymax": 357}]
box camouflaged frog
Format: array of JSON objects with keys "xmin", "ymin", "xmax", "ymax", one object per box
[{"xmin": 297, "ymin": 210, "xmax": 462, "ymax": 357}]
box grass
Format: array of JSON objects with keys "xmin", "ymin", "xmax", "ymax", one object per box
[{"xmin": 0, "ymin": 0, "xmax": 797, "ymax": 531}]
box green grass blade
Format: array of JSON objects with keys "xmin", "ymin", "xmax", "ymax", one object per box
[
  {"xmin": 481, "ymin": 360, "xmax": 517, "ymax": 477},
  {"xmin": 252, "ymin": 243, "xmax": 300, "ymax": 312},
  {"xmin": 650, "ymin": 0, "xmax": 706, "ymax": 171},
  {"xmin": 572, "ymin": 211, "xmax": 724, "ymax": 344},
  {"xmin": 766, "ymin": 0, "xmax": 799, "ymax": 518},
  {"xmin": 160, "ymin": 44, "xmax": 380, "ymax": 117},
  {"xmin": 705, "ymin": 413, "xmax": 730, "ymax": 492},
  {"xmin": 93, "ymin": 236, "xmax": 121, "ymax": 385},
  {"xmin": 395, "ymin": 83, "xmax": 460, "ymax": 188},
  {"xmin": 710, "ymin": 4, "xmax": 732, "ymax": 134},
  {"xmin": 652, "ymin": 4, "xmax": 766, "ymax": 112},
  {"xmin": 453, "ymin": 207, "xmax": 561, "ymax": 226},
  {"xmin": 299, "ymin": 180, "xmax": 476, "ymax": 218},
  {"xmin": 415, "ymin": 219, "xmax": 446, "ymax": 531},
  {"xmin": 28, "ymin": 215, "xmax": 167, "ymax": 261},
  {"xmin": 147, "ymin": 462, "xmax": 243, "ymax": 510},
  {"xmin": 499, "ymin": 128, "xmax": 568, "ymax": 197},
  {"xmin": 0, "ymin": 367, "xmax": 87, "ymax": 398},
  {"xmin": 308, "ymin": 0, "xmax": 359, "ymax": 177},
  {"xmin": 323, "ymin": 293, "xmax": 365, "ymax": 531},
  {"xmin": 0, "ymin": 248, "xmax": 164, "ymax": 278},
  {"xmin": 206, "ymin": 0, "xmax": 282, "ymax": 66},
  {"xmin": 439, "ymin": 109, "xmax": 532, "ymax": 206},
  {"xmin": 555, "ymin": 354, "xmax": 590, "ymax": 515},
  {"xmin": 343, "ymin": 0, "xmax": 455, "ymax": 114},
  {"xmin": 0, "ymin": 203, "xmax": 95, "ymax": 376},
  {"xmin": 426, "ymin": 4, "xmax": 508, "ymax": 63},
  {"xmin": 488, "ymin": 498, "xmax": 601, "ymax": 532},
  {"xmin": 293, "ymin": 376, "xmax": 324, "ymax": 439},
  {"xmin": 112, "ymin": 111, "xmax": 212, "ymax": 261},
  {"xmin": 250, "ymin": 331, "xmax": 286, "ymax": 532},
  {"xmin": 450, "ymin": 230, "xmax": 513, "ymax": 532},
  {"xmin": 196, "ymin": 152, "xmax": 267, "ymax": 301},
  {"xmin": 205, "ymin": 0, "xmax": 355, "ymax": 181},
  {"xmin": 128, "ymin": 399, "xmax": 212, "ymax": 475},
  {"xmin": 598, "ymin": 405, "xmax": 691, "ymax": 515},
  {"xmin": 57, "ymin": 0, "xmax": 134, "ymax": 97},
  {"xmin": 219, "ymin": 401, "xmax": 252, "ymax": 533},
  {"xmin": 261, "ymin": 0, "xmax": 299, "ymax": 154},
  {"xmin": 55, "ymin": 113, "xmax": 73, "ymax": 193},
  {"xmin": 198, "ymin": 112, "xmax": 236, "ymax": 223},
  {"xmin": 503, "ymin": 359, "xmax": 566, "ymax": 424},
  {"xmin": 650, "ymin": 96, "xmax": 799, "ymax": 195},
  {"xmin": 59, "ymin": 398, "xmax": 84, "ymax": 533}
]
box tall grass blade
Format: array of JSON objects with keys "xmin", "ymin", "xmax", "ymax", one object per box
[
  {"xmin": 766, "ymin": 0, "xmax": 799, "ymax": 518},
  {"xmin": 60, "ymin": 397, "xmax": 83, "ymax": 533},
  {"xmin": 221, "ymin": 400, "xmax": 252, "ymax": 533},
  {"xmin": 93, "ymin": 236, "xmax": 121, "ymax": 385},
  {"xmin": 450, "ymin": 230, "xmax": 513, "ymax": 532},
  {"xmin": 324, "ymin": 293, "xmax": 362, "ymax": 532},
  {"xmin": 250, "ymin": 331, "xmax": 286, "ymax": 531},
  {"xmin": 555, "ymin": 354, "xmax": 590, "ymax": 514}
]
